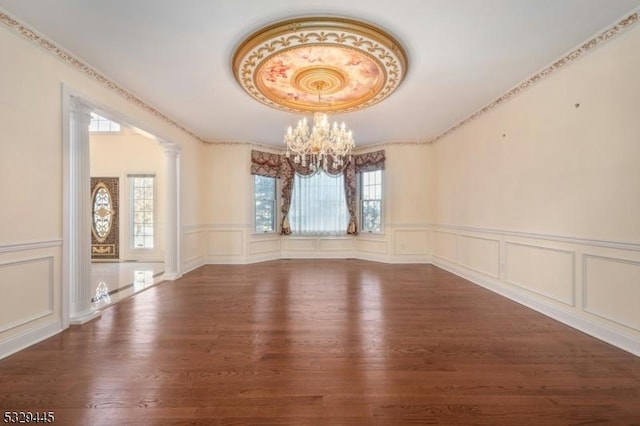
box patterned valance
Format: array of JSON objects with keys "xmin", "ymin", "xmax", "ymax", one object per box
[
  {"xmin": 250, "ymin": 150, "xmax": 282, "ymax": 178},
  {"xmin": 354, "ymin": 150, "xmax": 385, "ymax": 173},
  {"xmin": 251, "ymin": 149, "xmax": 385, "ymax": 177},
  {"xmin": 284, "ymin": 156, "xmax": 347, "ymax": 177},
  {"xmin": 250, "ymin": 148, "xmax": 384, "ymax": 236}
]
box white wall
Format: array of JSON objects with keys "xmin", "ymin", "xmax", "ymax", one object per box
[
  {"xmin": 90, "ymin": 127, "xmax": 166, "ymax": 262},
  {"xmin": 429, "ymin": 24, "xmax": 640, "ymax": 356},
  {"xmin": 0, "ymin": 21, "xmax": 203, "ymax": 359}
]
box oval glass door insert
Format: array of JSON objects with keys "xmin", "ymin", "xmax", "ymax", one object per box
[{"xmin": 92, "ymin": 183, "xmax": 113, "ymax": 242}]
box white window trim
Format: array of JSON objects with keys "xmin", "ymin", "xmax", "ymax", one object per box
[
  {"xmin": 89, "ymin": 112, "xmax": 122, "ymax": 134},
  {"xmin": 253, "ymin": 175, "xmax": 279, "ymax": 235},
  {"xmin": 289, "ymin": 170, "xmax": 349, "ymax": 237},
  {"xmin": 359, "ymin": 169, "xmax": 384, "ymax": 235},
  {"xmin": 129, "ymin": 174, "xmax": 156, "ymax": 250}
]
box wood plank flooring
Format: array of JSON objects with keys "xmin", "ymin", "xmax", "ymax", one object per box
[{"xmin": 1, "ymin": 260, "xmax": 639, "ymax": 425}]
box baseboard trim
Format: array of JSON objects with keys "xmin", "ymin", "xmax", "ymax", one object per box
[
  {"xmin": 0, "ymin": 320, "xmax": 63, "ymax": 361},
  {"xmin": 432, "ymin": 258, "xmax": 640, "ymax": 357}
]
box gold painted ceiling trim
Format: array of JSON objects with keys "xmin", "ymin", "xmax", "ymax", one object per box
[
  {"xmin": 232, "ymin": 16, "xmax": 409, "ymax": 113},
  {"xmin": 1, "ymin": 10, "xmax": 638, "ymax": 146}
]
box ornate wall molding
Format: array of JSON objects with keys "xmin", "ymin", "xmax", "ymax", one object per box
[
  {"xmin": 0, "ymin": 12, "xmax": 206, "ymax": 144},
  {"xmin": 2, "ymin": 10, "xmax": 637, "ymax": 147},
  {"xmin": 428, "ymin": 12, "xmax": 639, "ymax": 144}
]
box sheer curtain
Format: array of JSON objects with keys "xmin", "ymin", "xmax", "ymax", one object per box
[{"xmin": 289, "ymin": 170, "xmax": 348, "ymax": 236}]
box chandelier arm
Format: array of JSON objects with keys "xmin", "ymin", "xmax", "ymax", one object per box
[{"xmin": 284, "ymin": 112, "xmax": 355, "ymax": 172}]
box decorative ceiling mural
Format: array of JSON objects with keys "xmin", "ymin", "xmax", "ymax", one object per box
[{"xmin": 232, "ymin": 16, "xmax": 408, "ymax": 113}]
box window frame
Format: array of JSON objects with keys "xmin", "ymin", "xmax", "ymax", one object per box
[
  {"xmin": 359, "ymin": 169, "xmax": 384, "ymax": 234},
  {"xmin": 89, "ymin": 112, "xmax": 122, "ymax": 134},
  {"xmin": 288, "ymin": 170, "xmax": 349, "ymax": 237},
  {"xmin": 253, "ymin": 174, "xmax": 278, "ymax": 234},
  {"xmin": 129, "ymin": 174, "xmax": 156, "ymax": 250}
]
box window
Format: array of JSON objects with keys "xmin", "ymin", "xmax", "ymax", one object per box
[
  {"xmin": 289, "ymin": 170, "xmax": 348, "ymax": 235},
  {"xmin": 130, "ymin": 175, "xmax": 154, "ymax": 249},
  {"xmin": 89, "ymin": 112, "xmax": 121, "ymax": 133},
  {"xmin": 254, "ymin": 175, "xmax": 276, "ymax": 232},
  {"xmin": 360, "ymin": 170, "xmax": 383, "ymax": 233}
]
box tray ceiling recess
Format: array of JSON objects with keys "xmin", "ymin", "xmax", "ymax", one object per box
[{"xmin": 232, "ymin": 16, "xmax": 409, "ymax": 113}]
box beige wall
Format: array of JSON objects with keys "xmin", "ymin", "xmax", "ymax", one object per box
[
  {"xmin": 183, "ymin": 143, "xmax": 431, "ymax": 266},
  {"xmin": 90, "ymin": 127, "xmax": 166, "ymax": 261},
  {"xmin": 0, "ymin": 23, "xmax": 203, "ymax": 358},
  {"xmin": 2, "ymin": 10, "xmax": 639, "ymax": 359},
  {"xmin": 429, "ymin": 24, "xmax": 640, "ymax": 355}
]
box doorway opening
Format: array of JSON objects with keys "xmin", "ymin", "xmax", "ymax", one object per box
[{"xmin": 62, "ymin": 88, "xmax": 181, "ymax": 326}]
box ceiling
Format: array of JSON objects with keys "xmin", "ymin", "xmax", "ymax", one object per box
[{"xmin": 1, "ymin": 0, "xmax": 639, "ymax": 146}]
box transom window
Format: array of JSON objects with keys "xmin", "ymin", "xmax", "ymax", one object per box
[
  {"xmin": 361, "ymin": 170, "xmax": 383, "ymax": 233},
  {"xmin": 89, "ymin": 112, "xmax": 121, "ymax": 133}
]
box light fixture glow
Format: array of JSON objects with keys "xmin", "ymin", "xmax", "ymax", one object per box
[{"xmin": 284, "ymin": 112, "xmax": 355, "ymax": 171}]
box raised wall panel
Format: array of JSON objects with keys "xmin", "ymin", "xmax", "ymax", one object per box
[
  {"xmin": 318, "ymin": 238, "xmax": 354, "ymax": 251},
  {"xmin": 282, "ymin": 238, "xmax": 317, "ymax": 252},
  {"xmin": 249, "ymin": 238, "xmax": 281, "ymax": 254},
  {"xmin": 183, "ymin": 228, "xmax": 206, "ymax": 263},
  {"xmin": 208, "ymin": 230, "xmax": 243, "ymax": 256},
  {"xmin": 432, "ymin": 231, "xmax": 457, "ymax": 263},
  {"xmin": 394, "ymin": 230, "xmax": 428, "ymax": 255},
  {"xmin": 0, "ymin": 256, "xmax": 54, "ymax": 333},
  {"xmin": 355, "ymin": 238, "xmax": 387, "ymax": 254},
  {"xmin": 505, "ymin": 242, "xmax": 575, "ymax": 305},
  {"xmin": 458, "ymin": 235, "xmax": 500, "ymax": 278},
  {"xmin": 584, "ymin": 255, "xmax": 640, "ymax": 331}
]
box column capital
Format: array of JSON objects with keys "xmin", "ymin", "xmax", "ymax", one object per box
[
  {"xmin": 69, "ymin": 96, "xmax": 93, "ymax": 125},
  {"xmin": 160, "ymin": 141, "xmax": 181, "ymax": 157}
]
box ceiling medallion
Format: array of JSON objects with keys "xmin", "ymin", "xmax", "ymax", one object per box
[{"xmin": 232, "ymin": 16, "xmax": 408, "ymax": 113}]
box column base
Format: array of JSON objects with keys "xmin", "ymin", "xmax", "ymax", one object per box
[
  {"xmin": 69, "ymin": 309, "xmax": 101, "ymax": 325},
  {"xmin": 162, "ymin": 272, "xmax": 182, "ymax": 281}
]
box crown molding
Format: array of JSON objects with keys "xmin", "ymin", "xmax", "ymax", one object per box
[
  {"xmin": 2, "ymin": 9, "xmax": 637, "ymax": 148},
  {"xmin": 427, "ymin": 11, "xmax": 639, "ymax": 145},
  {"xmin": 0, "ymin": 11, "xmax": 207, "ymax": 145}
]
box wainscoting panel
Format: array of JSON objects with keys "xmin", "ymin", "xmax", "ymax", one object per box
[
  {"xmin": 318, "ymin": 238, "xmax": 354, "ymax": 252},
  {"xmin": 183, "ymin": 226, "xmax": 207, "ymax": 273},
  {"xmin": 208, "ymin": 229, "xmax": 244, "ymax": 256},
  {"xmin": 394, "ymin": 230, "xmax": 428, "ymax": 256},
  {"xmin": 429, "ymin": 224, "xmax": 640, "ymax": 356},
  {"xmin": 281, "ymin": 238, "xmax": 317, "ymax": 252},
  {"xmin": 355, "ymin": 238, "xmax": 387, "ymax": 255},
  {"xmin": 458, "ymin": 235, "xmax": 500, "ymax": 278},
  {"xmin": 0, "ymin": 256, "xmax": 54, "ymax": 333},
  {"xmin": 583, "ymin": 255, "xmax": 640, "ymax": 332},
  {"xmin": 505, "ymin": 242, "xmax": 575, "ymax": 306},
  {"xmin": 432, "ymin": 230, "xmax": 457, "ymax": 263},
  {"xmin": 249, "ymin": 237, "xmax": 281, "ymax": 255},
  {"xmin": 0, "ymin": 241, "xmax": 62, "ymax": 360}
]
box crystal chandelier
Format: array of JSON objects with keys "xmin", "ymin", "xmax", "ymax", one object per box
[{"xmin": 284, "ymin": 112, "xmax": 355, "ymax": 171}]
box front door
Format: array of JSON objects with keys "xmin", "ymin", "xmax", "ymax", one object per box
[{"xmin": 91, "ymin": 177, "xmax": 119, "ymax": 260}]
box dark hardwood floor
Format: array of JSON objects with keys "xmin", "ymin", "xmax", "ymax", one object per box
[{"xmin": 1, "ymin": 260, "xmax": 639, "ymax": 425}]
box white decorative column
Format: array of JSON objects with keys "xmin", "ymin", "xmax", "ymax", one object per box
[
  {"xmin": 68, "ymin": 97, "xmax": 101, "ymax": 324},
  {"xmin": 162, "ymin": 142, "xmax": 181, "ymax": 280}
]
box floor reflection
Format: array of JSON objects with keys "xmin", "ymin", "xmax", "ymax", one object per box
[{"xmin": 91, "ymin": 262, "xmax": 164, "ymax": 309}]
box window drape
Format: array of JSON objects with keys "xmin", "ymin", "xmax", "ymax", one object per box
[
  {"xmin": 250, "ymin": 149, "xmax": 385, "ymax": 236},
  {"xmin": 289, "ymin": 170, "xmax": 348, "ymax": 235},
  {"xmin": 250, "ymin": 150, "xmax": 281, "ymax": 177}
]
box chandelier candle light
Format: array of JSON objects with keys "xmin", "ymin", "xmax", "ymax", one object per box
[
  {"xmin": 232, "ymin": 16, "xmax": 408, "ymax": 169},
  {"xmin": 284, "ymin": 112, "xmax": 354, "ymax": 171}
]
